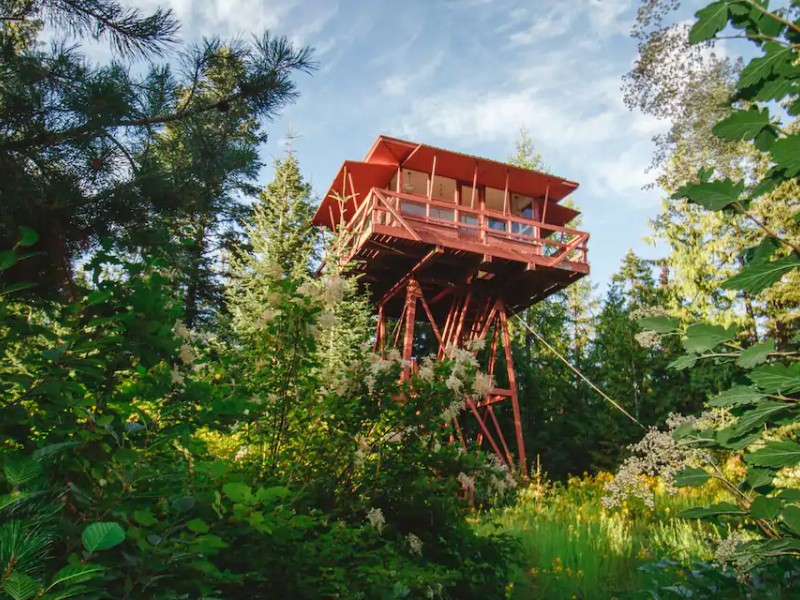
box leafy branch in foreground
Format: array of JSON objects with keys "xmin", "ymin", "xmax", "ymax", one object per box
[{"xmin": 608, "ymin": 0, "xmax": 800, "ymax": 577}]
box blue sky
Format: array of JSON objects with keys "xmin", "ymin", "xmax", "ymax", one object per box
[{"xmin": 126, "ymin": 0, "xmax": 713, "ymax": 289}]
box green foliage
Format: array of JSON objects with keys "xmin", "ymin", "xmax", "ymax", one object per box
[
  {"xmin": 632, "ymin": 0, "xmax": 800, "ymax": 581},
  {"xmin": 482, "ymin": 473, "xmax": 720, "ymax": 599}
]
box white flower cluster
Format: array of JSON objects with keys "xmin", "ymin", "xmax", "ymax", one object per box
[
  {"xmin": 234, "ymin": 445, "xmax": 251, "ymax": 462},
  {"xmin": 602, "ymin": 413, "xmax": 700, "ymax": 510},
  {"xmin": 457, "ymin": 471, "xmax": 475, "ymax": 489},
  {"xmin": 629, "ymin": 306, "xmax": 669, "ymax": 321},
  {"xmin": 635, "ymin": 330, "xmax": 661, "ymax": 349},
  {"xmin": 485, "ymin": 453, "xmax": 517, "ymax": 495},
  {"xmin": 472, "ymin": 371, "xmax": 494, "ymax": 397},
  {"xmin": 366, "ymin": 507, "xmax": 385, "ymax": 532},
  {"xmin": 364, "ymin": 349, "xmax": 411, "ymax": 393},
  {"xmin": 441, "ymin": 398, "xmax": 465, "ymax": 422},
  {"xmin": 406, "ymin": 533, "xmax": 423, "ymax": 557}
]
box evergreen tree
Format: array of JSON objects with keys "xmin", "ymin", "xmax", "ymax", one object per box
[
  {"xmin": 249, "ymin": 151, "xmax": 318, "ymax": 278},
  {"xmin": 0, "ymin": 0, "xmax": 314, "ymax": 299}
]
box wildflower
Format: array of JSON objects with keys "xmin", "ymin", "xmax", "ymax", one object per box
[
  {"xmin": 234, "ymin": 446, "xmax": 250, "ymax": 461},
  {"xmin": 472, "ymin": 371, "xmax": 494, "ymax": 396},
  {"xmin": 366, "ymin": 507, "xmax": 385, "ymax": 532},
  {"xmin": 457, "ymin": 472, "xmax": 475, "ymax": 488},
  {"xmin": 179, "ymin": 343, "xmax": 195, "ymax": 364},
  {"xmin": 170, "ymin": 367, "xmax": 185, "ymax": 387},
  {"xmin": 296, "ymin": 280, "xmax": 317, "ymax": 299},
  {"xmin": 174, "ymin": 321, "xmax": 190, "ymax": 339},
  {"xmin": 466, "ymin": 337, "xmax": 486, "ymax": 352},
  {"xmin": 267, "ymin": 393, "xmax": 278, "ymax": 404},
  {"xmin": 441, "ymin": 399, "xmax": 464, "ymax": 421},
  {"xmin": 418, "ymin": 364, "xmax": 434, "ymax": 381},
  {"xmin": 634, "ymin": 330, "xmax": 660, "ymax": 349},
  {"xmin": 445, "ymin": 373, "xmax": 463, "ymax": 392},
  {"xmin": 406, "ymin": 533, "xmax": 423, "ymax": 556},
  {"xmin": 322, "ymin": 276, "xmax": 346, "ymax": 305},
  {"xmin": 317, "ymin": 311, "xmax": 337, "ymax": 330}
]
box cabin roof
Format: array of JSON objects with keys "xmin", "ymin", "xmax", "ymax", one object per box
[{"xmin": 313, "ymin": 135, "xmax": 581, "ymax": 230}]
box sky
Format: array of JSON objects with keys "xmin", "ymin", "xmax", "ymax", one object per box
[{"xmin": 124, "ymin": 0, "xmax": 713, "ymax": 289}]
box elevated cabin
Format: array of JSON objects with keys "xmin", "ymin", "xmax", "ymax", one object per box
[{"xmin": 314, "ymin": 136, "xmax": 590, "ymax": 324}]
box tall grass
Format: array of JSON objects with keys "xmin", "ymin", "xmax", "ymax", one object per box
[{"xmin": 477, "ymin": 472, "xmax": 725, "ymax": 599}]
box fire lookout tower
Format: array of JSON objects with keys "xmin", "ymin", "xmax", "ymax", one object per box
[{"xmin": 314, "ymin": 136, "xmax": 590, "ymax": 474}]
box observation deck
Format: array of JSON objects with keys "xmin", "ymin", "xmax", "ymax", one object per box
[{"xmin": 314, "ymin": 136, "xmax": 590, "ymax": 320}]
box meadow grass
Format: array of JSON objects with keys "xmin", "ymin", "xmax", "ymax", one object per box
[{"xmin": 477, "ymin": 472, "xmax": 725, "ymax": 599}]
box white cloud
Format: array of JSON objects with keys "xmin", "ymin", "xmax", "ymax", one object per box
[{"xmin": 505, "ymin": 0, "xmax": 635, "ymax": 47}]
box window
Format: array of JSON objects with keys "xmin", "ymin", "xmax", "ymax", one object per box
[
  {"xmin": 485, "ymin": 187, "xmax": 504, "ymax": 212},
  {"xmin": 460, "ymin": 184, "xmax": 477, "ymax": 208},
  {"xmin": 401, "ymin": 169, "xmax": 429, "ymax": 195},
  {"xmin": 430, "ymin": 207, "xmax": 455, "ymax": 221},
  {"xmin": 400, "ymin": 200, "xmax": 426, "ymax": 217},
  {"xmin": 431, "ymin": 175, "xmax": 456, "ymax": 202},
  {"xmin": 511, "ymin": 193, "xmax": 534, "ymax": 219},
  {"xmin": 488, "ymin": 218, "xmax": 507, "ymax": 232}
]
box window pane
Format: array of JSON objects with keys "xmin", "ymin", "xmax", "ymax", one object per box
[
  {"xmin": 400, "ymin": 201, "xmax": 426, "ymax": 216},
  {"xmin": 488, "ymin": 218, "xmax": 507, "ymax": 231},
  {"xmin": 485, "ymin": 187, "xmax": 504, "ymax": 212},
  {"xmin": 430, "ymin": 207, "xmax": 455, "ymax": 221}
]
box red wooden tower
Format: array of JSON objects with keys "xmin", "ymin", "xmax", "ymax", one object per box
[{"xmin": 314, "ymin": 136, "xmax": 590, "ymax": 474}]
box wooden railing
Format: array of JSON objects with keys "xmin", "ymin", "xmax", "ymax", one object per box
[{"xmin": 331, "ymin": 188, "xmax": 589, "ymax": 269}]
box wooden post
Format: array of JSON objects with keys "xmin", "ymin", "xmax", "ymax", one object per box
[
  {"xmin": 499, "ymin": 304, "xmax": 528, "ymax": 476},
  {"xmin": 471, "ymin": 163, "xmax": 478, "ymax": 209},
  {"xmin": 429, "ymin": 154, "xmax": 437, "ymax": 201},
  {"xmin": 503, "ymin": 169, "xmax": 509, "ymax": 215},
  {"xmin": 401, "ymin": 280, "xmax": 421, "ymax": 379}
]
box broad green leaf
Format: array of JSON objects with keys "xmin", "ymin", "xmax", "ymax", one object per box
[
  {"xmin": 3, "ymin": 457, "xmax": 43, "ymax": 486},
  {"xmin": 736, "ymin": 339, "xmax": 775, "ymax": 369},
  {"xmin": 748, "ymin": 236, "xmax": 780, "ymax": 265},
  {"xmin": 754, "ymin": 126, "xmax": 778, "ymax": 151},
  {"xmin": 778, "ymin": 489, "xmax": 800, "ymax": 502},
  {"xmin": 738, "ymin": 43, "xmax": 794, "ymax": 90},
  {"xmin": 680, "ymin": 502, "xmax": 743, "ymax": 520},
  {"xmin": 132, "ymin": 509, "xmax": 158, "ymax": 527},
  {"xmin": 674, "ymin": 467, "xmax": 710, "ymax": 487},
  {"xmin": 2, "ymin": 573, "xmax": 40, "ymax": 600},
  {"xmin": 728, "ymin": 401, "xmax": 791, "ymax": 438},
  {"xmin": 222, "ymin": 482, "xmax": 253, "ymax": 504},
  {"xmin": 0, "ymin": 250, "xmax": 17, "ymax": 271},
  {"xmin": 682, "ymin": 323, "xmax": 737, "ymax": 353},
  {"xmin": 781, "ymin": 505, "xmax": 800, "ymax": 535},
  {"xmin": 680, "ymin": 179, "xmax": 744, "ymax": 210},
  {"xmin": 637, "ymin": 316, "xmax": 680, "ymax": 333},
  {"xmin": 771, "ymin": 133, "xmax": 800, "ymax": 176},
  {"xmin": 17, "ymin": 227, "xmax": 39, "ymax": 248},
  {"xmin": 712, "ymin": 108, "xmax": 770, "ymax": 141},
  {"xmin": 722, "ymin": 254, "xmax": 800, "ymax": 294},
  {"xmin": 717, "ymin": 430, "xmax": 760, "ymax": 450},
  {"xmin": 751, "ymin": 170, "xmax": 783, "ymax": 197},
  {"xmin": 171, "ymin": 495, "xmax": 196, "ymax": 513},
  {"xmin": 746, "ymin": 468, "xmax": 775, "ymax": 490},
  {"xmin": 186, "ymin": 518, "xmax": 210, "ymax": 533},
  {"xmin": 82, "ymin": 522, "xmax": 125, "ymax": 553},
  {"xmin": 669, "ymin": 355, "xmax": 699, "ymax": 370},
  {"xmin": 749, "ymin": 362, "xmax": 800, "ymax": 393},
  {"xmin": 255, "ymin": 485, "xmax": 291, "ymax": 504},
  {"xmin": 749, "ymin": 495, "xmax": 782, "ymax": 520},
  {"xmin": 708, "ymin": 385, "xmax": 765, "ymax": 407},
  {"xmin": 48, "ymin": 565, "xmax": 103, "ymax": 589},
  {"xmin": 746, "ymin": 440, "xmax": 800, "ymax": 468},
  {"xmin": 689, "ymin": 1, "xmax": 730, "ymax": 43}
]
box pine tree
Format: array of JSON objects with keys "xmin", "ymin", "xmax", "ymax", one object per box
[{"xmin": 0, "ymin": 0, "xmax": 314, "ymax": 299}]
